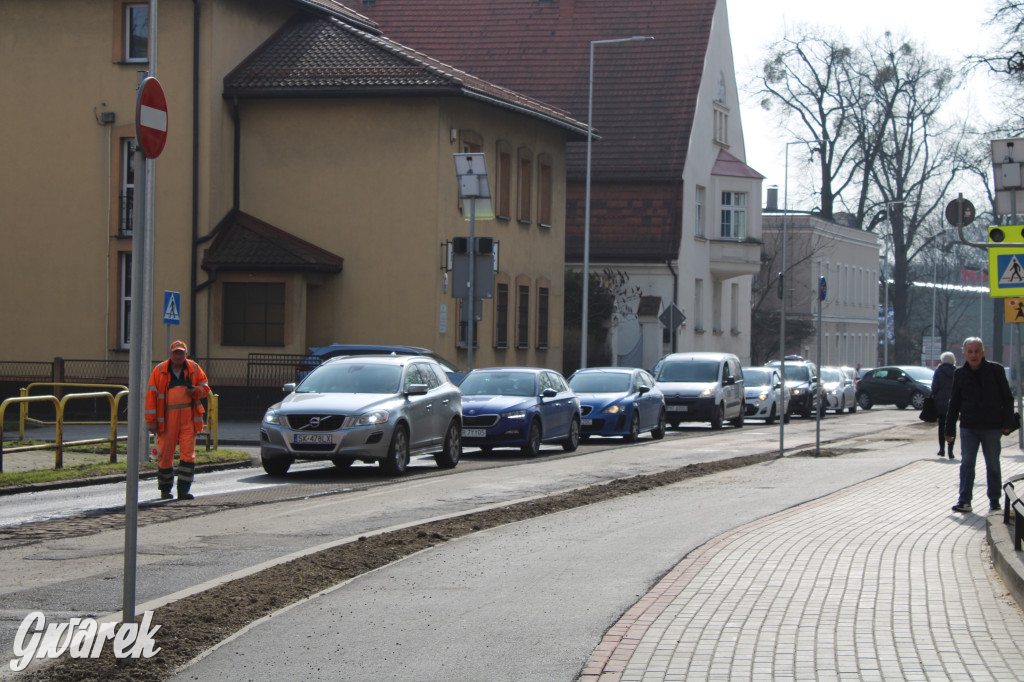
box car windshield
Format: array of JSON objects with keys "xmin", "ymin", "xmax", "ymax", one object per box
[
  {"xmin": 656, "ymin": 360, "xmax": 719, "ymax": 383},
  {"xmin": 569, "ymin": 373, "xmax": 631, "ymax": 393},
  {"xmin": 820, "ymin": 368, "xmax": 842, "ymax": 382},
  {"xmin": 742, "ymin": 369, "xmax": 772, "ymax": 386},
  {"xmin": 902, "ymin": 366, "xmax": 935, "ymax": 382},
  {"xmin": 459, "ymin": 371, "xmax": 536, "ymax": 397},
  {"xmin": 296, "ymin": 363, "xmax": 401, "ymax": 394},
  {"xmin": 780, "ymin": 365, "xmax": 810, "ymax": 382}
]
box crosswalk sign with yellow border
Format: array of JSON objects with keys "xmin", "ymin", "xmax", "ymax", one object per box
[{"xmin": 989, "ymin": 247, "xmax": 1024, "ymax": 296}]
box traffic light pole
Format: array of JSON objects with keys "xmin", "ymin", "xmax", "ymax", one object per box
[{"xmin": 467, "ymin": 198, "xmax": 476, "ymax": 372}]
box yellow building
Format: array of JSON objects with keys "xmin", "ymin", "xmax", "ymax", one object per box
[{"xmin": 0, "ymin": 1, "xmax": 585, "ymax": 388}]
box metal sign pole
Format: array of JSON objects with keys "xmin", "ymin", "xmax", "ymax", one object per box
[
  {"xmin": 467, "ymin": 197, "xmax": 476, "ymax": 372},
  {"xmin": 816, "ymin": 276, "xmax": 823, "ymax": 455}
]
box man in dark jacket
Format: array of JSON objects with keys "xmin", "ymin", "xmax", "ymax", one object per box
[
  {"xmin": 945, "ymin": 338, "xmax": 1014, "ymax": 513},
  {"xmin": 931, "ymin": 352, "xmax": 956, "ymax": 459}
]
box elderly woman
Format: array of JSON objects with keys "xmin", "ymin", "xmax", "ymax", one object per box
[{"xmin": 931, "ymin": 351, "xmax": 956, "ymax": 459}]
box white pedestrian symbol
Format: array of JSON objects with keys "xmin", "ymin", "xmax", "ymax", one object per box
[
  {"xmin": 164, "ymin": 296, "xmax": 179, "ymax": 321},
  {"xmin": 1000, "ymin": 256, "xmax": 1024, "ymax": 284}
]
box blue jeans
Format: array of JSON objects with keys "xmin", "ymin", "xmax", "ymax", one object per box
[{"xmin": 958, "ymin": 427, "xmax": 1003, "ymax": 505}]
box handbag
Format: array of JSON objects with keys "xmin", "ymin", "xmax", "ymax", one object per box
[
  {"xmin": 919, "ymin": 396, "xmax": 937, "ymax": 423},
  {"xmin": 1010, "ymin": 412, "xmax": 1022, "ymax": 434}
]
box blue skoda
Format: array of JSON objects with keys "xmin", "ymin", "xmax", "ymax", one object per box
[
  {"xmin": 459, "ymin": 367, "xmax": 581, "ymax": 456},
  {"xmin": 568, "ymin": 367, "xmax": 666, "ymax": 442}
]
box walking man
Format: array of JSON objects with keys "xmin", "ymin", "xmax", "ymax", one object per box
[
  {"xmin": 145, "ymin": 340, "xmax": 211, "ymax": 500},
  {"xmin": 945, "ymin": 337, "xmax": 1014, "ymax": 513}
]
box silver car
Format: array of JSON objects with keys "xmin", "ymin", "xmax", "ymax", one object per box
[
  {"xmin": 820, "ymin": 366, "xmax": 857, "ymax": 414},
  {"xmin": 259, "ymin": 355, "xmax": 462, "ymax": 476}
]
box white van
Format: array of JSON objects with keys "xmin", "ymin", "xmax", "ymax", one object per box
[{"xmin": 652, "ymin": 352, "xmax": 745, "ymax": 430}]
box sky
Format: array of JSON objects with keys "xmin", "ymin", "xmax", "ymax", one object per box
[{"xmin": 726, "ymin": 0, "xmax": 1004, "ymax": 209}]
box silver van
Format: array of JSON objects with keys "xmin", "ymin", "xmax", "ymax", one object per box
[{"xmin": 652, "ymin": 352, "xmax": 745, "ymax": 429}]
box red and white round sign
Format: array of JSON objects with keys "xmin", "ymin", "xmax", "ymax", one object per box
[{"xmin": 135, "ymin": 77, "xmax": 167, "ymax": 159}]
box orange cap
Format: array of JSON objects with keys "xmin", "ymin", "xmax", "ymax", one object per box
[{"xmin": 169, "ymin": 340, "xmax": 188, "ymax": 354}]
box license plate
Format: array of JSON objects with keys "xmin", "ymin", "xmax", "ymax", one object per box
[
  {"xmin": 667, "ymin": 405, "xmax": 688, "ymax": 412},
  {"xmin": 294, "ymin": 433, "xmax": 333, "ymax": 444},
  {"xmin": 581, "ymin": 418, "xmax": 593, "ymax": 426},
  {"xmin": 462, "ymin": 428, "xmax": 486, "ymax": 438}
]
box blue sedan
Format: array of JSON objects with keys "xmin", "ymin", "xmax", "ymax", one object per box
[
  {"xmin": 459, "ymin": 367, "xmax": 581, "ymax": 456},
  {"xmin": 568, "ymin": 368, "xmax": 667, "ymax": 442}
]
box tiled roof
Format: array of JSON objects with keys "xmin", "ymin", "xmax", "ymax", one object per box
[
  {"xmin": 712, "ymin": 148, "xmax": 765, "ymax": 180},
  {"xmin": 202, "ymin": 210, "xmax": 345, "ymax": 273},
  {"xmin": 224, "ymin": 14, "xmax": 588, "ymax": 138},
  {"xmin": 287, "ymin": 0, "xmax": 380, "ymax": 33},
  {"xmin": 351, "ymin": 0, "xmax": 718, "ymax": 181}
]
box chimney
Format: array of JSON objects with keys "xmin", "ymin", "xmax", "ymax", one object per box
[{"xmin": 766, "ymin": 186, "xmax": 779, "ymax": 212}]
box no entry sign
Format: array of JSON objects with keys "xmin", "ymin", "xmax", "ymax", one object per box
[{"xmin": 135, "ymin": 77, "xmax": 167, "ymax": 158}]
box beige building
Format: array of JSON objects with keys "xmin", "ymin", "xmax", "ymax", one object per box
[
  {"xmin": 759, "ymin": 206, "xmax": 881, "ymax": 370},
  {"xmin": 0, "ymin": 1, "xmax": 586, "ymax": 379}
]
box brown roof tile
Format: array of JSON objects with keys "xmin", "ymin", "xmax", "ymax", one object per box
[
  {"xmin": 712, "ymin": 148, "xmax": 765, "ymax": 180},
  {"xmin": 351, "ymin": 0, "xmax": 718, "ymax": 181},
  {"xmin": 224, "ymin": 14, "xmax": 588, "ymax": 138},
  {"xmin": 202, "ymin": 210, "xmax": 345, "ymax": 273}
]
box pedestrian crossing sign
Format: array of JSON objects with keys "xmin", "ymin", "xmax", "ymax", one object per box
[
  {"xmin": 988, "ymin": 248, "xmax": 1024, "ymax": 296},
  {"xmin": 163, "ymin": 291, "xmax": 181, "ymax": 325}
]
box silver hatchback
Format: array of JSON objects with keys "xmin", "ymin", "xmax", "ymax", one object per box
[{"xmin": 259, "ymin": 355, "xmax": 462, "ymax": 476}]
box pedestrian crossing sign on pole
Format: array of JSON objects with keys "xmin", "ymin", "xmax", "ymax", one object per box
[
  {"xmin": 163, "ymin": 291, "xmax": 181, "ymax": 325},
  {"xmin": 988, "ymin": 248, "xmax": 1024, "ymax": 297},
  {"xmin": 1005, "ymin": 298, "xmax": 1024, "ymax": 324}
]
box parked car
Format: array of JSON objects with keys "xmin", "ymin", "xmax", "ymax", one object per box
[
  {"xmin": 567, "ymin": 367, "xmax": 666, "ymax": 441},
  {"xmin": 855, "ymin": 365, "xmax": 934, "ymax": 410},
  {"xmin": 765, "ymin": 357, "xmax": 823, "ymax": 419},
  {"xmin": 820, "ymin": 366, "xmax": 857, "ymax": 414},
  {"xmin": 741, "ymin": 366, "xmax": 789, "ymax": 424},
  {"xmin": 458, "ymin": 367, "xmax": 581, "ymax": 456},
  {"xmin": 259, "ymin": 354, "xmax": 462, "ymax": 476},
  {"xmin": 295, "ymin": 343, "xmax": 464, "ymax": 383},
  {"xmin": 652, "ymin": 352, "xmax": 745, "ymax": 430}
]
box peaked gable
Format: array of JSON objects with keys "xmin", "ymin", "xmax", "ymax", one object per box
[{"xmin": 202, "ymin": 210, "xmax": 345, "ymax": 273}]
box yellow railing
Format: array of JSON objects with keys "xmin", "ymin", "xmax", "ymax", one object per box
[
  {"xmin": 19, "ymin": 383, "xmax": 129, "ymax": 439},
  {"xmin": 0, "ymin": 389, "xmax": 219, "ymax": 473}
]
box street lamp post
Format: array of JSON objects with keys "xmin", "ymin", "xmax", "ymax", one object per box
[
  {"xmin": 778, "ymin": 141, "xmax": 801, "ymax": 459},
  {"xmin": 581, "ymin": 35, "xmax": 654, "ymax": 370}
]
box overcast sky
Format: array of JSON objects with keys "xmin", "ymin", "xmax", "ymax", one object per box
[{"xmin": 726, "ymin": 0, "xmax": 1003, "ymax": 209}]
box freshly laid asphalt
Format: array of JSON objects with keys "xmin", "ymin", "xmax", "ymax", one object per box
[{"xmin": 8, "ymin": 419, "xmax": 1024, "ymax": 680}]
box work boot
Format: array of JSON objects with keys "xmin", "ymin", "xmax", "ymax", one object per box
[
  {"xmin": 158, "ymin": 467, "xmax": 174, "ymax": 500},
  {"xmin": 160, "ymin": 490, "xmax": 173, "ymax": 500},
  {"xmin": 176, "ymin": 460, "xmax": 196, "ymax": 501}
]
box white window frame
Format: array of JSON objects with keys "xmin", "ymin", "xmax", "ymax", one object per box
[
  {"xmin": 125, "ymin": 3, "xmax": 149, "ymax": 63},
  {"xmin": 720, "ymin": 191, "xmax": 747, "ymax": 240},
  {"xmin": 695, "ymin": 185, "xmax": 705, "ymax": 238}
]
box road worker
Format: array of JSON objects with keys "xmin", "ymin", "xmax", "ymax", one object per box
[{"xmin": 145, "ymin": 340, "xmax": 211, "ymax": 500}]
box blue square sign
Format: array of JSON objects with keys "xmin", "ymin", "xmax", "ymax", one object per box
[{"xmin": 163, "ymin": 291, "xmax": 181, "ymax": 325}]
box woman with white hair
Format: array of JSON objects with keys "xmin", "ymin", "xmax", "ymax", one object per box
[{"xmin": 931, "ymin": 351, "xmax": 956, "ymax": 459}]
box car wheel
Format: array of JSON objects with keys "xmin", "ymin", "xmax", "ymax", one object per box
[
  {"xmin": 261, "ymin": 456, "xmax": 292, "ymax": 476},
  {"xmin": 562, "ymin": 416, "xmax": 581, "ymax": 452},
  {"xmin": 381, "ymin": 424, "xmax": 410, "ymax": 475},
  {"xmin": 895, "ymin": 402, "xmax": 908, "ymax": 410},
  {"xmin": 433, "ymin": 419, "xmax": 461, "ymax": 469},
  {"xmin": 331, "ymin": 457, "xmax": 354, "ymax": 470},
  {"xmin": 521, "ymin": 420, "xmax": 542, "ymax": 457},
  {"xmin": 857, "ymin": 393, "xmax": 873, "ymax": 410},
  {"xmin": 710, "ymin": 404, "xmax": 724, "ymax": 430},
  {"xmin": 783, "ymin": 410, "xmax": 791, "ymax": 423},
  {"xmin": 848, "ymin": 402, "xmax": 857, "ymax": 414},
  {"xmin": 651, "ymin": 410, "xmax": 667, "ymax": 440},
  {"xmin": 624, "ymin": 412, "xmax": 641, "ymax": 443},
  {"xmin": 911, "ymin": 392, "xmax": 926, "ymax": 411},
  {"xmin": 730, "ymin": 406, "xmax": 744, "ymax": 428},
  {"xmin": 766, "ymin": 404, "xmax": 777, "ymax": 425}
]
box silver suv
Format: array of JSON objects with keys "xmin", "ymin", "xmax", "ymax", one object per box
[{"xmin": 260, "ymin": 355, "xmax": 462, "ymax": 476}]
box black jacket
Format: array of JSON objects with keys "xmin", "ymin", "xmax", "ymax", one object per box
[
  {"xmin": 945, "ymin": 359, "xmax": 1014, "ymax": 436},
  {"xmin": 931, "ymin": 363, "xmax": 955, "ymax": 413}
]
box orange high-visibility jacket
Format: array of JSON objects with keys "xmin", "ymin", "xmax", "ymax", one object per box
[{"xmin": 145, "ymin": 359, "xmax": 211, "ymax": 434}]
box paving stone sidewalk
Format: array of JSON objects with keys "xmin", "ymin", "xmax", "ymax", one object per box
[{"xmin": 582, "ymin": 458, "xmax": 1024, "ymax": 682}]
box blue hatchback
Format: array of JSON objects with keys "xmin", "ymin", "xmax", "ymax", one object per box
[
  {"xmin": 459, "ymin": 367, "xmax": 581, "ymax": 456},
  {"xmin": 568, "ymin": 367, "xmax": 666, "ymax": 441}
]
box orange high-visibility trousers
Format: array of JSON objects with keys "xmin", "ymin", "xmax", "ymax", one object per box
[{"xmin": 157, "ymin": 385, "xmax": 197, "ymax": 469}]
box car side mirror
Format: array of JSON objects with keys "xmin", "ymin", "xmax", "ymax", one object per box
[
  {"xmin": 541, "ymin": 388, "xmax": 558, "ymax": 398},
  {"xmin": 774, "ymin": 382, "xmax": 782, "ymax": 389},
  {"xmin": 724, "ymin": 377, "xmax": 735, "ymax": 385},
  {"xmin": 283, "ymin": 382, "xmax": 296, "ymax": 393},
  {"xmin": 638, "ymin": 385, "xmax": 650, "ymax": 394},
  {"xmin": 406, "ymin": 383, "xmax": 429, "ymax": 396}
]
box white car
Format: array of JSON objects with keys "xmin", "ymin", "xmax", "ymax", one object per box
[
  {"xmin": 741, "ymin": 366, "xmax": 789, "ymax": 424},
  {"xmin": 820, "ymin": 366, "xmax": 857, "ymax": 414}
]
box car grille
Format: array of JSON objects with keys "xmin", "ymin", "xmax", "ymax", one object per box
[
  {"xmin": 664, "ymin": 397, "xmax": 698, "ymax": 407},
  {"xmin": 464, "ymin": 415, "xmax": 500, "ymax": 428},
  {"xmin": 285, "ymin": 414, "xmax": 344, "ymax": 431},
  {"xmin": 581, "ymin": 405, "xmax": 593, "ymax": 416}
]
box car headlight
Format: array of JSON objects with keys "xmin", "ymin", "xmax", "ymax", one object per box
[
  {"xmin": 263, "ymin": 408, "xmax": 282, "ymax": 425},
  {"xmin": 503, "ymin": 410, "xmax": 527, "ymax": 420},
  {"xmin": 792, "ymin": 388, "xmax": 804, "ymax": 395},
  {"xmin": 602, "ymin": 404, "xmax": 625, "ymax": 414},
  {"xmin": 758, "ymin": 392, "xmax": 769, "ymax": 401},
  {"xmin": 699, "ymin": 387, "xmax": 714, "ymax": 397},
  {"xmin": 342, "ymin": 410, "xmax": 390, "ymax": 428}
]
